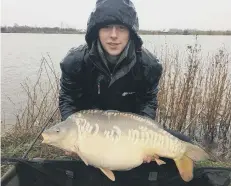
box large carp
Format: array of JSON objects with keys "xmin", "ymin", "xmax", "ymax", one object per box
[{"xmin": 41, "ymin": 109, "xmax": 210, "ymax": 182}]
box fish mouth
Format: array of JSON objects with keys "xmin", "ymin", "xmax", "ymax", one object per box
[{"xmin": 41, "ymin": 133, "xmax": 49, "ymax": 144}]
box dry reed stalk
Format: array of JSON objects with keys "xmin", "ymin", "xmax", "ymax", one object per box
[
  {"xmin": 157, "ymin": 40, "xmax": 231, "ymax": 160},
  {"xmin": 200, "ymin": 49, "xmax": 230, "ymax": 151},
  {"xmin": 1, "ymin": 53, "xmax": 61, "ymax": 156}
]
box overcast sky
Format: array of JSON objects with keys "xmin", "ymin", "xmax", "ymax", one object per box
[{"xmin": 1, "ymin": 0, "xmax": 231, "ymax": 31}]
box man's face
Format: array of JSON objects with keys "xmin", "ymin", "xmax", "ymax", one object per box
[{"xmin": 99, "ymin": 24, "xmax": 130, "ymax": 56}]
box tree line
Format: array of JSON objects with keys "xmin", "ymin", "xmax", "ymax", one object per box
[{"xmin": 1, "ymin": 25, "xmax": 231, "ymax": 35}]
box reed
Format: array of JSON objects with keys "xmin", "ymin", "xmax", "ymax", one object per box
[
  {"xmin": 1, "ymin": 54, "xmax": 62, "ymax": 158},
  {"xmin": 157, "ymin": 39, "xmax": 231, "ymax": 160}
]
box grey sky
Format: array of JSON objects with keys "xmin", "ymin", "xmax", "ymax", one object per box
[{"xmin": 1, "ymin": 0, "xmax": 231, "ymax": 30}]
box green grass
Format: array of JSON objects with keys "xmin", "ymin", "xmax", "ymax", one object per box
[{"xmin": 196, "ymin": 160, "xmax": 231, "ymax": 168}]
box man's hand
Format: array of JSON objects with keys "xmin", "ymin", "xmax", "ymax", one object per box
[{"xmin": 143, "ymin": 155, "xmax": 153, "ymax": 163}]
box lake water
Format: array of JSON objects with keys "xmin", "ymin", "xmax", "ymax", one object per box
[{"xmin": 1, "ymin": 33, "xmax": 231, "ymax": 131}]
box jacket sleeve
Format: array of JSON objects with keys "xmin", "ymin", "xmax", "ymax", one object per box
[
  {"xmin": 59, "ymin": 48, "xmax": 84, "ymax": 121},
  {"xmin": 137, "ymin": 57, "xmax": 163, "ymax": 120},
  {"xmin": 138, "ymin": 81, "xmax": 160, "ymax": 120}
]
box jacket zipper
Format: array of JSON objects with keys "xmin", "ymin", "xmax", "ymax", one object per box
[
  {"xmin": 89, "ymin": 57, "xmax": 112, "ymax": 80},
  {"xmin": 89, "ymin": 58, "xmax": 113, "ymax": 94}
]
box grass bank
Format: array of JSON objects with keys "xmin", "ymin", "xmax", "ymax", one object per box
[{"xmin": 1, "ymin": 39, "xmax": 231, "ymax": 175}]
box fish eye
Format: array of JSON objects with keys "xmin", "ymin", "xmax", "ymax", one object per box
[{"xmin": 56, "ymin": 128, "xmax": 60, "ymax": 133}]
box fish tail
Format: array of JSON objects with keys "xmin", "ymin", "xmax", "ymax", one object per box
[
  {"xmin": 173, "ymin": 142, "xmax": 210, "ymax": 182},
  {"xmin": 184, "ymin": 142, "xmax": 210, "ymax": 161},
  {"xmin": 174, "ymin": 155, "xmax": 194, "ymax": 182}
]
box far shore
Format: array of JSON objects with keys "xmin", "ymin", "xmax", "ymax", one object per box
[{"xmin": 1, "ymin": 25, "xmax": 231, "ymax": 36}]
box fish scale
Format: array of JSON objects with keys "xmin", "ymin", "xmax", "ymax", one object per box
[
  {"xmin": 42, "ymin": 109, "xmax": 210, "ymax": 182},
  {"xmin": 81, "ymin": 111, "xmax": 187, "ymax": 158},
  {"xmin": 78, "ymin": 110, "xmax": 192, "ymax": 158}
]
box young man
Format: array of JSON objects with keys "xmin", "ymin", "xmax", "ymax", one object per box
[
  {"xmin": 59, "ymin": 0, "xmax": 191, "ymax": 162},
  {"xmin": 59, "ymin": 0, "xmax": 162, "ymax": 122}
]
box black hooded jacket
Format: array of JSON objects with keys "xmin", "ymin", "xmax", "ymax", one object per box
[
  {"xmin": 59, "ymin": 0, "xmax": 163, "ymax": 121},
  {"xmin": 58, "ymin": 0, "xmax": 195, "ymax": 171}
]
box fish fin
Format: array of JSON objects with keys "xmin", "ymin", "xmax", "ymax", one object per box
[
  {"xmin": 74, "ymin": 145, "xmax": 89, "ymax": 166},
  {"xmin": 99, "ymin": 168, "xmax": 115, "ymax": 181},
  {"xmin": 184, "ymin": 142, "xmax": 210, "ymax": 161},
  {"xmin": 77, "ymin": 153, "xmax": 89, "ymax": 166},
  {"xmin": 174, "ymin": 155, "xmax": 194, "ymax": 182},
  {"xmin": 152, "ymin": 154, "xmax": 166, "ymax": 165},
  {"xmin": 155, "ymin": 158, "xmax": 166, "ymax": 165}
]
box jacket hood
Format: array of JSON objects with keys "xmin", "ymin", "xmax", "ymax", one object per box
[{"xmin": 85, "ymin": 0, "xmax": 143, "ymax": 50}]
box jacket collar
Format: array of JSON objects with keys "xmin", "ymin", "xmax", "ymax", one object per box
[
  {"xmin": 97, "ymin": 39, "xmax": 131, "ymax": 74},
  {"xmin": 87, "ymin": 39, "xmax": 138, "ymax": 86}
]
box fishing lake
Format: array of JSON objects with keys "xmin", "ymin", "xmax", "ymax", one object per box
[{"xmin": 1, "ymin": 33, "xmax": 231, "ymax": 131}]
